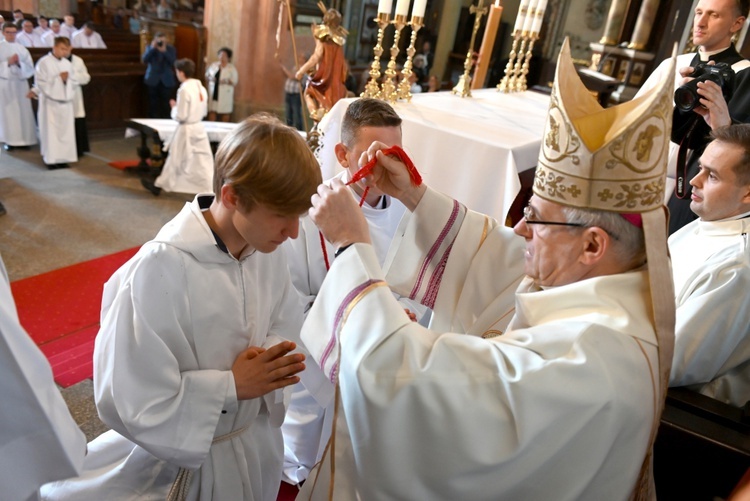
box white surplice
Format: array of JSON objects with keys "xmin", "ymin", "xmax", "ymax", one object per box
[
  {"xmin": 71, "ymin": 31, "xmax": 106, "ymax": 49},
  {"xmin": 280, "ymin": 175, "xmax": 428, "ymax": 484},
  {"xmin": 155, "ymin": 78, "xmax": 214, "ymax": 194},
  {"xmin": 0, "ymin": 40, "xmax": 37, "ymax": 147},
  {"xmin": 0, "ymin": 256, "xmax": 86, "ymax": 501},
  {"xmin": 15, "ymin": 30, "xmax": 43, "ymax": 48},
  {"xmin": 41, "ymin": 195, "xmax": 304, "ymax": 501},
  {"xmin": 669, "ymin": 216, "xmax": 750, "ymax": 407},
  {"xmin": 70, "ymin": 54, "xmax": 90, "ymax": 119},
  {"xmin": 299, "ymin": 187, "xmax": 659, "ymax": 501},
  {"xmin": 35, "ymin": 52, "xmax": 77, "ymax": 165}
]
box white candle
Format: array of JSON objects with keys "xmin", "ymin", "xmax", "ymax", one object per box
[
  {"xmin": 522, "ymin": 0, "xmax": 537, "ymax": 33},
  {"xmin": 378, "ymin": 0, "xmax": 393, "ymax": 14},
  {"xmin": 411, "ymin": 0, "xmax": 427, "ymax": 18},
  {"xmin": 513, "ymin": 0, "xmax": 531, "ymax": 33},
  {"xmin": 531, "ymin": 0, "xmax": 548, "ymax": 34},
  {"xmin": 395, "ymin": 0, "xmax": 410, "ymax": 17}
]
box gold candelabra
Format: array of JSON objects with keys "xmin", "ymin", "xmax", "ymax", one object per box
[
  {"xmin": 515, "ymin": 33, "xmax": 538, "ymax": 91},
  {"xmin": 361, "ymin": 12, "xmax": 391, "ymax": 99},
  {"xmin": 397, "ymin": 16, "xmax": 424, "ymax": 102},
  {"xmin": 497, "ymin": 31, "xmax": 520, "ymax": 92},
  {"xmin": 381, "ymin": 14, "xmax": 408, "ymax": 103},
  {"xmin": 452, "ymin": 0, "xmax": 488, "ymax": 98}
]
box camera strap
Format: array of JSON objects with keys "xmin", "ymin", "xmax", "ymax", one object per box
[{"xmin": 675, "ymin": 117, "xmax": 699, "ymax": 199}]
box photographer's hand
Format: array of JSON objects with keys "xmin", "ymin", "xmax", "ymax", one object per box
[{"xmin": 693, "ymin": 80, "xmax": 731, "ymax": 129}]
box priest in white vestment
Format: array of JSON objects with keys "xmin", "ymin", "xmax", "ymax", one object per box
[
  {"xmin": 16, "ymin": 20, "xmax": 42, "ymax": 47},
  {"xmin": 0, "ymin": 23, "xmax": 37, "ymax": 150},
  {"xmin": 71, "ymin": 22, "xmax": 106, "ymax": 49},
  {"xmin": 40, "ymin": 20, "xmax": 62, "ymax": 48},
  {"xmin": 0, "ymin": 254, "xmax": 87, "ymax": 501},
  {"xmin": 41, "ymin": 117, "xmax": 323, "ymax": 501},
  {"xmin": 280, "ymin": 98, "xmax": 435, "ymax": 489},
  {"xmin": 298, "ymin": 39, "xmax": 676, "ymax": 501},
  {"xmin": 35, "ymin": 36, "xmax": 77, "ymax": 168},
  {"xmin": 669, "ymin": 124, "xmax": 750, "ymax": 408},
  {"xmin": 143, "ymin": 58, "xmax": 214, "ymax": 196}
]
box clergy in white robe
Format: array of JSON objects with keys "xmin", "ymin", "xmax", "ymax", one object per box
[
  {"xmin": 71, "ymin": 23, "xmax": 106, "ymax": 49},
  {"xmin": 35, "ymin": 39, "xmax": 77, "ymax": 167},
  {"xmin": 33, "ymin": 16, "xmax": 50, "ymax": 38},
  {"xmin": 153, "ymin": 59, "xmax": 213, "ymax": 194},
  {"xmin": 0, "ymin": 254, "xmax": 87, "ymax": 501},
  {"xmin": 59, "ymin": 16, "xmax": 76, "ymax": 39},
  {"xmin": 16, "ymin": 21, "xmax": 42, "ymax": 47},
  {"xmin": 41, "ymin": 116, "xmax": 323, "ymax": 501},
  {"xmin": 69, "ymin": 53, "xmax": 90, "ymax": 156},
  {"xmin": 668, "ymin": 125, "xmax": 750, "ymax": 407},
  {"xmin": 299, "ymin": 38, "xmax": 676, "ymax": 500},
  {"xmin": 0, "ymin": 24, "xmax": 38, "ymax": 148},
  {"xmin": 40, "ymin": 23, "xmax": 62, "ymax": 48}
]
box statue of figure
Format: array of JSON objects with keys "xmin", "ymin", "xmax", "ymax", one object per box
[{"xmin": 295, "ymin": 3, "xmax": 348, "ymax": 122}]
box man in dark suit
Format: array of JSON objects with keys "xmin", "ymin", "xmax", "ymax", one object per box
[{"xmin": 142, "ymin": 32, "xmax": 176, "ymax": 118}]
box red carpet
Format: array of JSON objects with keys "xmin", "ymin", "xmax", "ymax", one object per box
[
  {"xmin": 107, "ymin": 159, "xmax": 143, "ymax": 170},
  {"xmin": 10, "ymin": 247, "xmax": 140, "ymax": 387}
]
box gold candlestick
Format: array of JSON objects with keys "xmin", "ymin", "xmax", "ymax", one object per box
[
  {"xmin": 515, "ymin": 33, "xmax": 537, "ymax": 91},
  {"xmin": 507, "ymin": 33, "xmax": 529, "ymax": 91},
  {"xmin": 397, "ymin": 15, "xmax": 424, "ymax": 102},
  {"xmin": 381, "ymin": 14, "xmax": 407, "ymax": 103},
  {"xmin": 452, "ymin": 0, "xmax": 488, "ymax": 98},
  {"xmin": 361, "ymin": 12, "xmax": 391, "ymax": 99},
  {"xmin": 497, "ymin": 31, "xmax": 520, "ymax": 92}
]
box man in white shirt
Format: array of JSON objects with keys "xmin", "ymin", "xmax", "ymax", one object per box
[
  {"xmin": 35, "ymin": 36, "xmax": 77, "ymax": 169},
  {"xmin": 71, "ymin": 22, "xmax": 106, "ymax": 49},
  {"xmin": 0, "ymin": 22, "xmax": 38, "ymax": 151},
  {"xmin": 12, "ymin": 9, "xmax": 24, "ymax": 28},
  {"xmin": 16, "ymin": 20, "xmax": 42, "ymax": 48},
  {"xmin": 59, "ymin": 15, "xmax": 76, "ymax": 39},
  {"xmin": 280, "ymin": 98, "xmax": 433, "ymax": 493},
  {"xmin": 669, "ymin": 124, "xmax": 750, "ymax": 408},
  {"xmin": 34, "ymin": 16, "xmax": 51, "ymax": 37},
  {"xmin": 41, "ymin": 20, "xmax": 63, "ymax": 48}
]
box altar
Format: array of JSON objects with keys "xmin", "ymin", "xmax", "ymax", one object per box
[{"xmin": 316, "ymin": 88, "xmax": 551, "ymax": 220}]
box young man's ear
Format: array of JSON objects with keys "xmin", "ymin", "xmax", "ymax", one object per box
[
  {"xmin": 334, "ymin": 143, "xmax": 349, "ymax": 167},
  {"xmin": 220, "ymin": 183, "xmax": 239, "ymax": 210}
]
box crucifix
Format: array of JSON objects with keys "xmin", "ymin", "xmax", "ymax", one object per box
[{"xmin": 452, "ymin": 0, "xmax": 489, "ymax": 98}]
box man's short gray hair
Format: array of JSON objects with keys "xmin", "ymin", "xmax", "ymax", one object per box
[{"xmin": 562, "ymin": 206, "xmax": 646, "ymax": 270}]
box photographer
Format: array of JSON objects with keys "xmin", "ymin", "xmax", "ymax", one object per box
[
  {"xmin": 142, "ymin": 32, "xmax": 176, "ymax": 118},
  {"xmin": 636, "ymin": 0, "xmax": 750, "ymax": 234}
]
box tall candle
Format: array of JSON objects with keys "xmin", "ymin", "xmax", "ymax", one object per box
[
  {"xmin": 395, "ymin": 0, "xmax": 410, "ymax": 17},
  {"xmin": 530, "ymin": 0, "xmax": 548, "ymax": 34},
  {"xmin": 513, "ymin": 0, "xmax": 530, "ymax": 33},
  {"xmin": 378, "ymin": 0, "xmax": 393, "ymax": 14},
  {"xmin": 411, "ymin": 0, "xmax": 427, "ymax": 18},
  {"xmin": 521, "ymin": 0, "xmax": 537, "ymax": 34},
  {"xmin": 472, "ymin": 0, "xmax": 503, "ymax": 89}
]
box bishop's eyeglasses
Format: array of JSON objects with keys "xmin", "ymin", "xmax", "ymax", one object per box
[{"xmin": 522, "ymin": 204, "xmax": 585, "ymax": 228}]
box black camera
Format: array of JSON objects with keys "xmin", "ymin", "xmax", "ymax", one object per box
[
  {"xmin": 674, "ymin": 62, "xmax": 734, "ymax": 112},
  {"xmin": 156, "ymin": 40, "xmax": 164, "ymax": 47}
]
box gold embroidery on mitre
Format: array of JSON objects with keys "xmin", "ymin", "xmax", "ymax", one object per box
[{"xmin": 533, "ymin": 38, "xmax": 675, "ymax": 214}]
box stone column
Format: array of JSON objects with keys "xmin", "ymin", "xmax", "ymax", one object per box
[
  {"xmin": 628, "ymin": 0, "xmax": 659, "ymax": 50},
  {"xmin": 599, "ymin": 0, "xmax": 630, "ymax": 45},
  {"xmin": 431, "ymin": 0, "xmax": 462, "ymax": 83}
]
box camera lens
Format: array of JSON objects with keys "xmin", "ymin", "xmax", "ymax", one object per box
[{"xmin": 674, "ymin": 85, "xmax": 700, "ymax": 112}]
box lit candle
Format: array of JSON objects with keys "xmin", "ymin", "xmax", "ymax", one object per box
[
  {"xmin": 472, "ymin": 0, "xmax": 503, "ymax": 89},
  {"xmin": 531, "ymin": 0, "xmax": 548, "ymax": 34},
  {"xmin": 412, "ymin": 0, "xmax": 427, "ymax": 18},
  {"xmin": 395, "ymin": 0, "xmax": 410, "ymax": 17},
  {"xmin": 378, "ymin": 0, "xmax": 393, "ymax": 14},
  {"xmin": 521, "ymin": 0, "xmax": 537, "ymax": 34},
  {"xmin": 513, "ymin": 0, "xmax": 531, "ymax": 33}
]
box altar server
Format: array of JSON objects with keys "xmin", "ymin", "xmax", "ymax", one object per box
[
  {"xmin": 41, "ymin": 115, "xmax": 322, "ymax": 501},
  {"xmin": 669, "ymin": 124, "xmax": 750, "ymax": 408},
  {"xmin": 0, "ymin": 254, "xmax": 86, "ymax": 501},
  {"xmin": 0, "ymin": 22, "xmax": 37, "ymax": 151},
  {"xmin": 142, "ymin": 58, "xmax": 213, "ymax": 195},
  {"xmin": 280, "ymin": 98, "xmax": 433, "ymax": 490},
  {"xmin": 35, "ymin": 36, "xmax": 77, "ymax": 168},
  {"xmin": 299, "ymin": 39, "xmax": 676, "ymax": 500}
]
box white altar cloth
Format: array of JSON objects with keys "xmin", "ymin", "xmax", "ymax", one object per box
[
  {"xmin": 316, "ymin": 88, "xmax": 550, "ymax": 220},
  {"xmin": 125, "ymin": 119, "xmax": 239, "ymax": 144}
]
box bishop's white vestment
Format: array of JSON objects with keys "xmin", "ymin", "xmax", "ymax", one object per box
[
  {"xmin": 299, "ymin": 187, "xmax": 659, "ymax": 501},
  {"xmin": 280, "ymin": 177, "xmax": 428, "ymax": 484},
  {"xmin": 0, "ymin": 256, "xmax": 86, "ymax": 501},
  {"xmin": 0, "ymin": 40, "xmax": 37, "ymax": 147},
  {"xmin": 155, "ymin": 78, "xmax": 214, "ymax": 194},
  {"xmin": 669, "ymin": 215, "xmax": 750, "ymax": 407},
  {"xmin": 35, "ymin": 52, "xmax": 77, "ymax": 165},
  {"xmin": 41, "ymin": 195, "xmax": 305, "ymax": 501}
]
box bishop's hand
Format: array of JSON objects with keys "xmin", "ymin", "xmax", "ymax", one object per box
[
  {"xmin": 309, "ymin": 178, "xmax": 371, "ymax": 249},
  {"xmin": 358, "ymin": 142, "xmax": 427, "ymax": 211}
]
